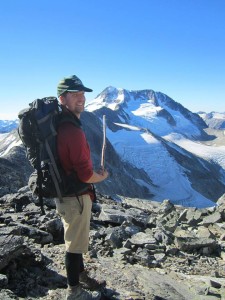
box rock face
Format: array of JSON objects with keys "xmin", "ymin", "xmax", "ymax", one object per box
[
  {"xmin": 0, "ymin": 189, "xmax": 225, "ymax": 299},
  {"xmin": 0, "ymin": 130, "xmax": 33, "ymax": 196}
]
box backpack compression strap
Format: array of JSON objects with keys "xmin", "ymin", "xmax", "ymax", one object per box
[{"xmin": 45, "ymin": 139, "xmax": 64, "ymax": 203}]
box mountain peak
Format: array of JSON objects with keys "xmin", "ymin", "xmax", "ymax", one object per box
[
  {"xmin": 88, "ymin": 87, "xmax": 158, "ymax": 111},
  {"xmin": 87, "ymin": 86, "xmax": 126, "ymax": 111},
  {"xmin": 86, "ymin": 87, "xmax": 206, "ymax": 139}
]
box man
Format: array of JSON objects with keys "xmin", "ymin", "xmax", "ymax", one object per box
[{"xmin": 56, "ymin": 75, "xmax": 108, "ymax": 300}]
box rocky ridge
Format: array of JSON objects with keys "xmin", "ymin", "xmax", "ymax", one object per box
[{"xmin": 0, "ymin": 189, "xmax": 225, "ymax": 300}]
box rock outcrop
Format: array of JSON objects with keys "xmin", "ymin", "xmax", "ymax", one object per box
[{"xmin": 0, "ymin": 190, "xmax": 225, "ymax": 299}]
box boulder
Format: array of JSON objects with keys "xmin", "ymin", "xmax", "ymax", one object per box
[
  {"xmin": 174, "ymin": 236, "xmax": 217, "ymax": 253},
  {"xmin": 201, "ymin": 212, "xmax": 223, "ymax": 226},
  {"xmin": 0, "ymin": 235, "xmax": 25, "ymax": 271}
]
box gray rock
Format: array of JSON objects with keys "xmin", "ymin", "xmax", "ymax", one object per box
[
  {"xmin": 134, "ymin": 247, "xmax": 158, "ymax": 267},
  {"xmin": 105, "ymin": 226, "xmax": 129, "ymax": 248},
  {"xmin": 0, "ymin": 289, "xmax": 19, "ymax": 300},
  {"xmin": 157, "ymin": 199, "xmax": 175, "ymax": 214},
  {"xmin": 0, "ymin": 274, "xmax": 8, "ymax": 287},
  {"xmin": 173, "ymin": 226, "xmax": 195, "ymax": 238},
  {"xmin": 185, "ymin": 208, "xmax": 203, "ymax": 226},
  {"xmin": 196, "ymin": 226, "xmax": 215, "ymax": 239},
  {"xmin": 98, "ymin": 204, "xmax": 127, "ymax": 224},
  {"xmin": 0, "ymin": 235, "xmax": 25, "ymax": 270},
  {"xmin": 156, "ymin": 210, "xmax": 179, "ymax": 232},
  {"xmin": 217, "ymin": 193, "xmax": 225, "ymax": 206},
  {"xmin": 208, "ymin": 223, "xmax": 225, "ymax": 238},
  {"xmin": 174, "ymin": 236, "xmax": 217, "ymax": 252},
  {"xmin": 208, "ymin": 279, "xmax": 222, "ymax": 289},
  {"xmin": 14, "ymin": 223, "xmax": 53, "ymax": 244},
  {"xmin": 129, "ymin": 232, "xmax": 157, "ymax": 246},
  {"xmin": 124, "ymin": 223, "xmax": 141, "ymax": 236},
  {"xmin": 121, "ymin": 196, "xmax": 160, "ymax": 212},
  {"xmin": 201, "ymin": 212, "xmax": 222, "ymax": 225},
  {"xmin": 99, "ymin": 203, "xmax": 149, "ymax": 226},
  {"xmin": 1, "ymin": 191, "xmax": 225, "ymax": 299},
  {"xmin": 154, "ymin": 227, "xmax": 173, "ymax": 245}
]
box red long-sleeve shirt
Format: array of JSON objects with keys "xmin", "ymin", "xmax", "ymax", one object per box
[{"xmin": 57, "ymin": 122, "xmax": 94, "ymax": 182}]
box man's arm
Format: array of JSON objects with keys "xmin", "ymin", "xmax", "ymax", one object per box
[{"xmin": 84, "ymin": 170, "xmax": 108, "ymax": 184}]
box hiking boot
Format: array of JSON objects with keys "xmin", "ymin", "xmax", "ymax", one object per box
[
  {"xmin": 80, "ymin": 270, "xmax": 106, "ymax": 290},
  {"xmin": 66, "ymin": 284, "xmax": 101, "ymax": 300}
]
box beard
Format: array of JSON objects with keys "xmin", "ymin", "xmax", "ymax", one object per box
[{"xmin": 67, "ymin": 104, "xmax": 85, "ymax": 118}]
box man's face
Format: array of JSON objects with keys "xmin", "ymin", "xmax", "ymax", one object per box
[{"xmin": 60, "ymin": 91, "xmax": 86, "ymax": 117}]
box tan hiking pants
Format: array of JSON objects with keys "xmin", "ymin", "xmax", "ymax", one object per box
[{"xmin": 55, "ymin": 194, "xmax": 92, "ymax": 253}]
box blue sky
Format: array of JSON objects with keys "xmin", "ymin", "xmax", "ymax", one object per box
[{"xmin": 0, "ymin": 0, "xmax": 224, "ymax": 119}]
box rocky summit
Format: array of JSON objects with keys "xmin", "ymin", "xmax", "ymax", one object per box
[{"xmin": 0, "ymin": 188, "xmax": 225, "ymax": 300}]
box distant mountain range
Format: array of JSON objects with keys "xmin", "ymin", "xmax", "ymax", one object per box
[
  {"xmin": 0, "ymin": 101, "xmax": 224, "ymax": 134},
  {"xmin": 0, "ymin": 119, "xmax": 18, "ymax": 133},
  {"xmin": 198, "ymin": 111, "xmax": 225, "ymax": 130},
  {"xmin": 0, "ymin": 87, "xmax": 225, "ymax": 208}
]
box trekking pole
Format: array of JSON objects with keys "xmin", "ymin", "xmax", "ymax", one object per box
[{"xmin": 100, "ymin": 115, "xmax": 106, "ymax": 172}]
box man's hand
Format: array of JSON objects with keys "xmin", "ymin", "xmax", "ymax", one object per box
[
  {"xmin": 85, "ymin": 169, "xmax": 109, "ymax": 183},
  {"xmin": 98, "ymin": 168, "xmax": 109, "ymax": 179}
]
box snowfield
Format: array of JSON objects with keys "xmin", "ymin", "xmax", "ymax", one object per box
[{"xmin": 107, "ymin": 124, "xmax": 216, "ymax": 208}]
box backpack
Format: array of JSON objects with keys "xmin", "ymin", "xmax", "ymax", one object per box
[{"xmin": 18, "ymin": 97, "xmax": 90, "ymax": 214}]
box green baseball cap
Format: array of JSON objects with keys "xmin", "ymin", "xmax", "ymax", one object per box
[{"xmin": 57, "ymin": 75, "xmax": 93, "ymax": 97}]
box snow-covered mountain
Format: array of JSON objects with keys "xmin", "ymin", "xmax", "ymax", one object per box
[
  {"xmin": 198, "ymin": 111, "xmax": 225, "ymax": 130},
  {"xmin": 86, "ymin": 87, "xmax": 225, "ymax": 208},
  {"xmin": 87, "ymin": 87, "xmax": 209, "ymax": 139},
  {"xmin": 0, "ymin": 119, "xmax": 18, "ymax": 133},
  {"xmin": 1, "ymin": 87, "xmax": 225, "ymax": 208}
]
